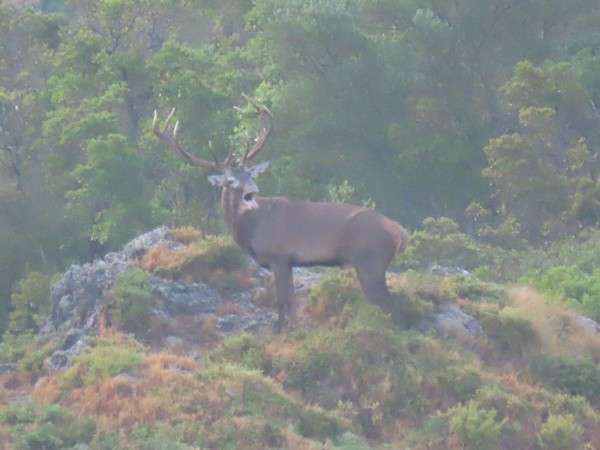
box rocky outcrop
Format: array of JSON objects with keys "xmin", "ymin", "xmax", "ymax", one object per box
[
  {"xmin": 421, "ymin": 303, "xmax": 483, "ymax": 340},
  {"xmin": 39, "ymin": 227, "xmax": 277, "ymax": 372},
  {"xmin": 37, "ymin": 227, "xmax": 490, "ymax": 373}
]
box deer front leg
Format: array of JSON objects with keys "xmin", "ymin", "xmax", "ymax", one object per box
[{"xmin": 272, "ymin": 260, "xmax": 293, "ymax": 332}]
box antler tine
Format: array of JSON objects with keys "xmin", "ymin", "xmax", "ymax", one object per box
[
  {"xmin": 240, "ymin": 94, "xmax": 273, "ymax": 164},
  {"xmin": 152, "ymin": 109, "xmax": 221, "ymax": 170},
  {"xmin": 208, "ymin": 140, "xmax": 221, "ymax": 167}
]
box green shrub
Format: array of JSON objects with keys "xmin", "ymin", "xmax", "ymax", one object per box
[
  {"xmin": 191, "ymin": 235, "xmax": 247, "ymax": 272},
  {"xmin": 130, "ymin": 424, "xmax": 194, "ymax": 450},
  {"xmin": 532, "ymin": 356, "xmax": 600, "ymax": 405},
  {"xmin": 308, "ymin": 269, "xmax": 363, "ymax": 320},
  {"xmin": 478, "ymin": 308, "xmax": 538, "ymax": 354},
  {"xmin": 8, "ymin": 272, "xmax": 54, "ymax": 334},
  {"xmin": 395, "ymin": 217, "xmax": 492, "ymax": 271},
  {"xmin": 0, "ymin": 333, "xmax": 53, "ymax": 379},
  {"xmin": 60, "ymin": 336, "xmax": 143, "ymax": 390},
  {"xmin": 437, "ymin": 366, "xmax": 482, "ymax": 403},
  {"xmin": 0, "ymin": 403, "xmax": 96, "ymax": 450},
  {"xmin": 208, "ymin": 333, "xmax": 266, "ymax": 371},
  {"xmin": 448, "ymin": 401, "xmax": 505, "ymax": 450},
  {"xmin": 332, "ymin": 432, "xmax": 372, "ymax": 450},
  {"xmin": 389, "ymin": 288, "xmax": 434, "ymax": 328},
  {"xmin": 538, "ymin": 414, "xmax": 583, "ymax": 450},
  {"xmin": 522, "ymin": 265, "xmax": 600, "ymax": 320},
  {"xmin": 442, "ymin": 275, "xmax": 507, "ymax": 305},
  {"xmin": 112, "ymin": 268, "xmax": 155, "ymax": 336}
]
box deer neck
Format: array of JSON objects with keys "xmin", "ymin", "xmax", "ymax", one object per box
[{"xmin": 221, "ymin": 187, "xmax": 244, "ymax": 241}]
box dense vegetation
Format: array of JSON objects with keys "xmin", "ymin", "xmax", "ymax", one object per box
[
  {"xmin": 1, "ymin": 0, "xmax": 600, "ymax": 448},
  {"xmin": 2, "ymin": 0, "xmax": 600, "ymax": 332}
]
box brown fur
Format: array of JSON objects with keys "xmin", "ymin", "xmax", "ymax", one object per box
[{"xmin": 221, "ymin": 187, "xmax": 409, "ymax": 330}]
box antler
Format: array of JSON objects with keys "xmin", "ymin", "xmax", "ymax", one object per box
[
  {"xmin": 153, "ymin": 108, "xmax": 221, "ymax": 170},
  {"xmin": 241, "ymin": 94, "xmax": 273, "ymax": 164}
]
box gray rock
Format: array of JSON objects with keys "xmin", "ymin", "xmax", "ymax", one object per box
[
  {"xmin": 42, "ymin": 227, "xmax": 181, "ymax": 370},
  {"xmin": 0, "ymin": 363, "xmax": 18, "ymax": 375},
  {"xmin": 573, "ymin": 315, "xmax": 600, "ymax": 335},
  {"xmin": 165, "ymin": 336, "xmax": 184, "ymax": 348},
  {"xmin": 149, "ymin": 276, "xmax": 221, "ymax": 314},
  {"xmin": 422, "ymin": 303, "xmax": 483, "ymax": 339},
  {"xmin": 46, "ymin": 351, "xmax": 69, "ymax": 372},
  {"xmin": 430, "ymin": 264, "xmax": 470, "ymax": 277}
]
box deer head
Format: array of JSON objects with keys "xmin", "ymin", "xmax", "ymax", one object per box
[{"xmin": 153, "ymin": 95, "xmax": 273, "ymax": 211}]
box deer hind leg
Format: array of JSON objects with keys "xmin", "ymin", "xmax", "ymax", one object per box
[
  {"xmin": 353, "ymin": 256, "xmax": 394, "ymax": 316},
  {"xmin": 272, "ymin": 260, "xmax": 293, "ymax": 332}
]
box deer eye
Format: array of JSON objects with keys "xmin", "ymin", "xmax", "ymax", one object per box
[{"xmin": 227, "ymin": 177, "xmax": 238, "ymax": 187}]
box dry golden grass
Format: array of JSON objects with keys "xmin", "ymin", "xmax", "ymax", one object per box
[
  {"xmin": 169, "ymin": 226, "xmax": 204, "ymax": 243},
  {"xmin": 509, "ymin": 286, "xmax": 600, "ymax": 361},
  {"xmin": 35, "ymin": 353, "xmax": 201, "ymax": 428},
  {"xmin": 141, "ymin": 353, "xmax": 197, "ymax": 373},
  {"xmin": 139, "ymin": 236, "xmax": 252, "ymax": 291},
  {"xmin": 139, "ymin": 242, "xmax": 180, "ymax": 273},
  {"xmin": 216, "ymin": 301, "xmax": 243, "ymax": 316},
  {"xmin": 0, "ymin": 371, "xmax": 30, "ymax": 391}
]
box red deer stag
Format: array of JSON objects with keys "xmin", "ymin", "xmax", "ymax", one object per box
[{"xmin": 153, "ymin": 98, "xmax": 409, "ymax": 330}]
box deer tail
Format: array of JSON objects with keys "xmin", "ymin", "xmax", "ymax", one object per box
[{"xmin": 395, "ymin": 226, "xmax": 410, "ymax": 255}]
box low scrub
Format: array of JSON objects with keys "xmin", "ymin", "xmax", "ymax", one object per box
[
  {"xmin": 521, "ymin": 265, "xmax": 600, "ymax": 321},
  {"xmin": 0, "ymin": 333, "xmax": 54, "ymax": 381},
  {"xmin": 141, "ymin": 235, "xmax": 248, "ymax": 288},
  {"xmin": 447, "ymin": 401, "xmax": 505, "ymax": 450},
  {"xmin": 36, "ymin": 335, "xmax": 144, "ymax": 400},
  {"xmin": 112, "ymin": 268, "xmax": 156, "ymax": 337},
  {"xmin": 395, "ymin": 217, "xmax": 494, "ymax": 272},
  {"xmin": 532, "ymin": 356, "xmax": 600, "ymax": 406},
  {"xmin": 0, "ymin": 403, "xmax": 96, "ymax": 450},
  {"xmin": 538, "ymin": 414, "xmax": 583, "ymax": 450}
]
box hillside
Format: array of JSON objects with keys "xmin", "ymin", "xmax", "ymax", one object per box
[{"xmin": 1, "ymin": 227, "xmax": 599, "ymax": 449}]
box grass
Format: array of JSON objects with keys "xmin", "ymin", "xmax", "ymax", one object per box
[{"xmin": 140, "ymin": 234, "xmax": 250, "ymax": 289}]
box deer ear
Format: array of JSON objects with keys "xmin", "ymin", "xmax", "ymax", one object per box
[
  {"xmin": 208, "ymin": 174, "xmax": 226, "ymax": 186},
  {"xmin": 249, "ymin": 161, "xmax": 270, "ymax": 178}
]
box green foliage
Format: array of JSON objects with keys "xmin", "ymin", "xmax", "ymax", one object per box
[
  {"xmin": 448, "ymin": 401, "xmax": 505, "ymax": 450},
  {"xmin": 8, "ymin": 272, "xmax": 54, "ymax": 334},
  {"xmin": 532, "ymin": 356, "xmax": 600, "ymax": 406},
  {"xmin": 130, "ymin": 424, "xmax": 196, "ymax": 450},
  {"xmin": 112, "ymin": 268, "xmax": 155, "ymax": 336},
  {"xmin": 191, "ymin": 235, "xmax": 247, "ymax": 272},
  {"xmin": 522, "ymin": 265, "xmax": 600, "ymax": 320},
  {"xmin": 396, "ymin": 217, "xmax": 491, "ymax": 271},
  {"xmin": 208, "ymin": 333, "xmax": 266, "ymax": 371},
  {"xmin": 538, "ymin": 414, "xmax": 583, "ymax": 450},
  {"xmin": 441, "ymin": 275, "xmax": 508, "ymax": 305},
  {"xmin": 0, "ymin": 333, "xmax": 53, "ymax": 379},
  {"xmin": 483, "ymin": 59, "xmax": 600, "ymax": 241},
  {"xmin": 0, "ymin": 403, "xmax": 96, "ymax": 450},
  {"xmin": 477, "ymin": 307, "xmax": 538, "ymax": 355},
  {"xmin": 308, "ymin": 269, "xmax": 363, "ymax": 320},
  {"xmin": 59, "ymin": 336, "xmax": 143, "ymax": 390}
]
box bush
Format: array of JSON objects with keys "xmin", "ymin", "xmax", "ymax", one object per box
[
  {"xmin": 522, "ymin": 265, "xmax": 600, "ymax": 320},
  {"xmin": 532, "ymin": 356, "xmax": 600, "ymax": 405},
  {"xmin": 59, "ymin": 335, "xmax": 143, "ymax": 390},
  {"xmin": 441, "ymin": 275, "xmax": 508, "ymax": 305},
  {"xmin": 538, "ymin": 414, "xmax": 583, "ymax": 450},
  {"xmin": 478, "ymin": 307, "xmax": 538, "ymax": 355},
  {"xmin": 307, "ymin": 270, "xmax": 363, "ymax": 322},
  {"xmin": 142, "ymin": 235, "xmax": 247, "ymax": 286},
  {"xmin": 0, "ymin": 403, "xmax": 96, "ymax": 450},
  {"xmin": 130, "ymin": 424, "xmax": 194, "ymax": 450},
  {"xmin": 8, "ymin": 272, "xmax": 54, "ymax": 334},
  {"xmin": 395, "ymin": 217, "xmax": 492, "ymax": 271},
  {"xmin": 112, "ymin": 268, "xmax": 155, "ymax": 336},
  {"xmin": 448, "ymin": 401, "xmax": 505, "ymax": 450},
  {"xmin": 0, "ymin": 333, "xmax": 53, "ymax": 380}
]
